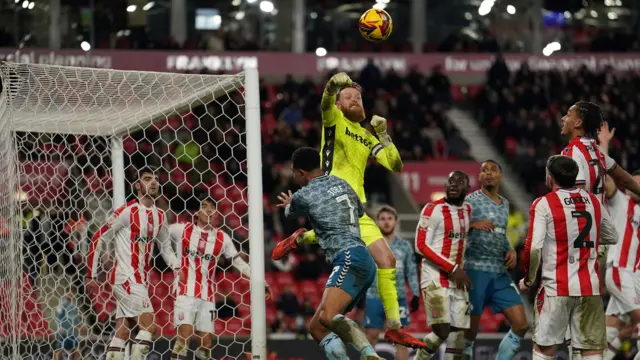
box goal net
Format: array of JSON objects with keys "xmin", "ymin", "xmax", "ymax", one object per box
[{"xmin": 0, "ymin": 62, "xmax": 266, "ymax": 360}]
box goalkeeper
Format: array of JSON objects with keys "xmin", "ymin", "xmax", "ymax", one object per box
[{"xmin": 273, "ymin": 72, "xmax": 425, "ymax": 349}]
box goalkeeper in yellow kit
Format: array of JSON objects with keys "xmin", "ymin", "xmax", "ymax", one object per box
[{"xmin": 272, "ymin": 72, "xmax": 426, "ymax": 349}]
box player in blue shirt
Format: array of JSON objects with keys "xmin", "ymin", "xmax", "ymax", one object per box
[
  {"xmin": 276, "ymin": 147, "xmax": 383, "ymax": 360},
  {"xmin": 364, "ymin": 205, "xmax": 421, "ymax": 360},
  {"xmin": 463, "ymin": 160, "xmax": 529, "ymax": 360}
]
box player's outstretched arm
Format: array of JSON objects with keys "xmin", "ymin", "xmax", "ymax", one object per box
[
  {"xmin": 321, "ymin": 72, "xmax": 352, "ymax": 126},
  {"xmin": 610, "ymin": 165, "xmax": 640, "ymax": 198},
  {"xmin": 599, "ymin": 202, "xmax": 619, "ymax": 246},
  {"xmin": 521, "ymin": 198, "xmax": 546, "ymax": 289},
  {"xmin": 86, "ymin": 206, "xmax": 128, "ymax": 280},
  {"xmin": 223, "ymin": 233, "xmax": 273, "ymax": 300},
  {"xmin": 369, "ymin": 116, "xmax": 403, "ymax": 172}
]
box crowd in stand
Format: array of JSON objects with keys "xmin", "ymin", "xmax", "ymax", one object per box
[{"xmin": 476, "ymin": 54, "xmax": 640, "ymax": 198}]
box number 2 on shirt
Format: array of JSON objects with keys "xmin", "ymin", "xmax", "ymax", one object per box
[{"xmin": 572, "ymin": 210, "xmax": 594, "ymax": 249}]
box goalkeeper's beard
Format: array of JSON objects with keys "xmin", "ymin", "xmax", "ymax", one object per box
[{"xmin": 341, "ymin": 107, "xmax": 366, "ymax": 123}]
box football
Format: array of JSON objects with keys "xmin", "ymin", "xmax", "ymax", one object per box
[{"xmin": 358, "ymin": 8, "xmax": 393, "ymax": 43}]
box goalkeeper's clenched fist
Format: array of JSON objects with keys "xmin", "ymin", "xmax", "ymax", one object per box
[{"xmin": 325, "ymin": 72, "xmax": 352, "ymax": 95}]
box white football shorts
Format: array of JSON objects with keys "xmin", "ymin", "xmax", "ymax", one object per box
[
  {"xmin": 533, "ymin": 289, "xmax": 605, "ymax": 350},
  {"xmin": 605, "ymin": 266, "xmax": 640, "ymax": 316},
  {"xmin": 112, "ymin": 282, "xmax": 154, "ymax": 320},
  {"xmin": 174, "ymin": 295, "xmax": 217, "ymax": 333},
  {"xmin": 421, "ymin": 281, "xmax": 470, "ymax": 329}
]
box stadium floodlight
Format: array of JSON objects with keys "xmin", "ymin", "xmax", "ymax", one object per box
[
  {"xmin": 126, "ymin": 4, "xmax": 137, "ymax": 12},
  {"xmin": 315, "ymin": 47, "xmax": 327, "ymax": 57},
  {"xmin": 235, "ymin": 10, "xmax": 245, "ymax": 20},
  {"xmin": 373, "ymin": 3, "xmax": 387, "ymax": 10},
  {"xmin": 543, "ymin": 41, "xmax": 561, "ymax": 56},
  {"xmin": 0, "ymin": 63, "xmax": 266, "ymax": 359},
  {"xmin": 21, "ymin": 0, "xmax": 27, "ymax": 8},
  {"xmin": 247, "ymin": 0, "xmax": 257, "ymax": 3},
  {"xmin": 478, "ymin": 0, "xmax": 494, "ymax": 16},
  {"xmin": 142, "ymin": 1, "xmax": 155, "ymax": 11},
  {"xmin": 80, "ymin": 41, "xmax": 91, "ymax": 51},
  {"xmin": 259, "ymin": 0, "xmax": 273, "ymax": 12},
  {"xmin": 507, "ymin": 5, "xmax": 516, "ymax": 14}
]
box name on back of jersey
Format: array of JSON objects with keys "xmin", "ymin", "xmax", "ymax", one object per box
[
  {"xmin": 327, "ymin": 185, "xmax": 347, "ymax": 197},
  {"xmin": 563, "ymin": 195, "xmax": 591, "ymax": 206},
  {"xmin": 345, "ymin": 127, "xmax": 373, "ymax": 149}
]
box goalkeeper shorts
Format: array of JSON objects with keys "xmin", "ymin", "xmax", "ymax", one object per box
[{"xmin": 359, "ymin": 213, "xmax": 384, "ymax": 247}]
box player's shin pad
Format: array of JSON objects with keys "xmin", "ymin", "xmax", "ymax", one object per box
[
  {"xmin": 195, "ymin": 348, "xmax": 211, "ymax": 360},
  {"xmin": 444, "ymin": 331, "xmax": 466, "ymax": 360},
  {"xmin": 171, "ymin": 341, "xmax": 188, "ymax": 360},
  {"xmin": 131, "ymin": 330, "xmax": 152, "ymax": 360},
  {"xmin": 107, "ymin": 337, "xmax": 126, "ymax": 360},
  {"xmin": 329, "ymin": 314, "xmax": 375, "ymax": 356},
  {"xmin": 376, "ymin": 268, "xmax": 401, "ymax": 328},
  {"xmin": 301, "ymin": 230, "xmax": 319, "ymax": 245}
]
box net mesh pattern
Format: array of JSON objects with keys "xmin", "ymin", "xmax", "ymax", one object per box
[{"xmin": 0, "ymin": 62, "xmax": 255, "ymax": 359}]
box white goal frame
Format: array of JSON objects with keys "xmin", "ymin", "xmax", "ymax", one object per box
[{"xmin": 0, "ymin": 64, "xmax": 266, "ymax": 359}]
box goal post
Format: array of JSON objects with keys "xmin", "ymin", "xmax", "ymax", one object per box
[{"xmin": 0, "ymin": 61, "xmax": 266, "ymax": 359}]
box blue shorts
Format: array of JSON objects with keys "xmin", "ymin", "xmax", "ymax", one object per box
[
  {"xmin": 56, "ymin": 334, "xmax": 78, "ymax": 350},
  {"xmin": 325, "ymin": 246, "xmax": 376, "ymax": 313},
  {"xmin": 364, "ymin": 297, "xmax": 410, "ymax": 329},
  {"xmin": 467, "ymin": 269, "xmax": 522, "ymax": 315}
]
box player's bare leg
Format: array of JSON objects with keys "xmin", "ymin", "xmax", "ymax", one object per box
[
  {"xmin": 496, "ymin": 304, "xmax": 529, "ymax": 360},
  {"xmin": 275, "ymin": 229, "xmax": 425, "ymax": 349},
  {"xmin": 368, "ymin": 238, "xmax": 425, "ymax": 349},
  {"xmin": 53, "ymin": 349, "xmax": 62, "ymax": 360},
  {"xmin": 107, "ymin": 318, "xmax": 132, "ymax": 360},
  {"xmin": 172, "ymin": 323, "xmax": 194, "ymax": 360},
  {"xmin": 416, "ymin": 324, "xmax": 466, "ymax": 360},
  {"xmin": 462, "ymin": 315, "xmax": 481, "ymax": 360},
  {"xmin": 131, "ymin": 312, "xmax": 155, "ymax": 360},
  {"xmin": 317, "ymin": 287, "xmax": 383, "ymax": 360},
  {"xmin": 195, "ymin": 331, "xmax": 214, "ymax": 360}
]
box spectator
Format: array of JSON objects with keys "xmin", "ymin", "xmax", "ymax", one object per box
[
  {"xmin": 276, "ymin": 285, "xmax": 300, "ymax": 317},
  {"xmin": 359, "ymin": 58, "xmax": 382, "ymax": 91},
  {"xmin": 293, "ymin": 252, "xmax": 324, "ymax": 281},
  {"xmin": 507, "ymin": 202, "xmax": 526, "ymax": 248},
  {"xmin": 300, "ymin": 298, "xmax": 315, "ymax": 317},
  {"xmin": 270, "ymin": 311, "xmax": 291, "ymax": 333},
  {"xmin": 487, "ymin": 53, "xmax": 510, "ymax": 89},
  {"xmin": 278, "ymin": 99, "xmax": 304, "ymax": 126}
]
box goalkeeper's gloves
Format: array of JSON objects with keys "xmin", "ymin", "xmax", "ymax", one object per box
[
  {"xmin": 325, "ymin": 72, "xmax": 352, "ymax": 95},
  {"xmin": 371, "ymin": 115, "xmax": 393, "ymax": 146}
]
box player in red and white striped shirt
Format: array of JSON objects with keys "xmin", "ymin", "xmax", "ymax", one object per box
[
  {"xmin": 414, "ymin": 171, "xmax": 472, "ymax": 360},
  {"xmin": 520, "ymin": 155, "xmax": 618, "ymax": 360},
  {"xmin": 169, "ymin": 197, "xmax": 272, "ymax": 360},
  {"xmin": 560, "ymin": 102, "xmax": 640, "ymax": 203},
  {"xmin": 85, "ymin": 167, "xmax": 180, "ymax": 360},
  {"xmin": 602, "ymin": 172, "xmax": 640, "ymax": 360}
]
